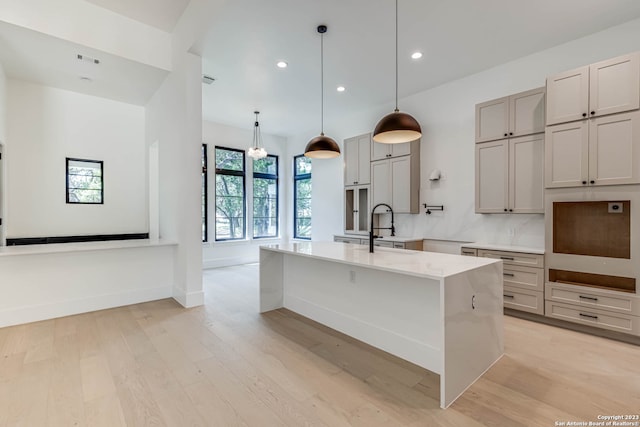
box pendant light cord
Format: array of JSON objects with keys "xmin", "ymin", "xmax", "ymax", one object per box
[
  {"xmin": 395, "ymin": 0, "xmax": 399, "ymax": 112},
  {"xmin": 320, "ymin": 31, "xmax": 325, "ymax": 135}
]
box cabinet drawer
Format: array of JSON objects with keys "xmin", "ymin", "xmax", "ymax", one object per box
[
  {"xmin": 373, "ymin": 240, "xmax": 394, "ymax": 248},
  {"xmin": 393, "ymin": 242, "xmax": 405, "ymax": 249},
  {"xmin": 460, "ymin": 247, "xmax": 478, "ymax": 256},
  {"xmin": 503, "ymin": 265, "xmax": 543, "ymax": 292},
  {"xmin": 334, "ymin": 236, "xmax": 363, "ymax": 245},
  {"xmin": 503, "ymin": 287, "xmax": 544, "ymax": 315},
  {"xmin": 545, "ymin": 301, "xmax": 639, "ymax": 335},
  {"xmin": 545, "ymin": 283, "xmax": 638, "ymax": 315},
  {"xmin": 477, "ymin": 249, "xmax": 544, "ymax": 268}
]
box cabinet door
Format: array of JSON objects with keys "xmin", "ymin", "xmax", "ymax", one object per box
[
  {"xmin": 371, "ymin": 140, "xmax": 390, "ymax": 161},
  {"xmin": 589, "ymin": 53, "xmax": 640, "ymax": 118},
  {"xmin": 371, "ymin": 160, "xmax": 391, "ymax": 207},
  {"xmin": 546, "ymin": 66, "xmax": 589, "ymax": 125},
  {"xmin": 390, "ymin": 142, "xmax": 411, "ymax": 157},
  {"xmin": 545, "ymin": 121, "xmax": 589, "ymax": 188},
  {"xmin": 475, "ymin": 97, "xmax": 509, "ymax": 142},
  {"xmin": 356, "ymin": 186, "xmax": 370, "ymax": 233},
  {"xmin": 509, "ymin": 134, "xmax": 544, "ymax": 213},
  {"xmin": 391, "ymin": 156, "xmax": 411, "ymax": 213},
  {"xmin": 344, "ymin": 137, "xmax": 359, "ymax": 186},
  {"xmin": 589, "ymin": 110, "xmax": 640, "ymax": 186},
  {"xmin": 475, "ymin": 140, "xmax": 508, "ymax": 213},
  {"xmin": 509, "ymin": 87, "xmax": 545, "ymax": 137},
  {"xmin": 344, "ymin": 188, "xmax": 356, "ymax": 233},
  {"xmin": 356, "ymin": 134, "xmax": 371, "ymax": 184}
]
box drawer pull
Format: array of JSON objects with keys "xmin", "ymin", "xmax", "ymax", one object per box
[
  {"xmin": 503, "ymin": 273, "xmax": 515, "ymax": 277},
  {"xmin": 503, "ymin": 294, "xmax": 515, "ymax": 299},
  {"xmin": 579, "ymin": 295, "xmax": 598, "ymax": 302},
  {"xmin": 579, "ymin": 313, "xmax": 598, "ymax": 320},
  {"xmin": 500, "ymin": 256, "xmax": 514, "ymax": 261}
]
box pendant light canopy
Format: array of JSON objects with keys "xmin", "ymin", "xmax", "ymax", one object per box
[
  {"xmin": 247, "ymin": 111, "xmax": 267, "ymax": 159},
  {"xmin": 372, "ymin": 0, "xmax": 422, "ymax": 144},
  {"xmin": 304, "ymin": 25, "xmax": 341, "ymax": 159}
]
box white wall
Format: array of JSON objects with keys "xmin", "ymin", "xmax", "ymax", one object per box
[
  {"xmin": 0, "ymin": 63, "xmax": 6, "ymax": 246},
  {"xmin": 0, "ymin": 63, "xmax": 6, "ymax": 143},
  {"xmin": 293, "ymin": 17, "xmax": 640, "ymax": 249},
  {"xmin": 5, "ymin": 80, "xmax": 147, "ymax": 238},
  {"xmin": 202, "ymin": 120, "xmax": 288, "ymax": 268}
]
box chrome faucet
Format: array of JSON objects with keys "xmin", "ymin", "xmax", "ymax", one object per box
[{"xmin": 369, "ymin": 203, "xmax": 395, "ymax": 253}]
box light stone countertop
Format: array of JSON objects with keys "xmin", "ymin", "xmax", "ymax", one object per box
[
  {"xmin": 460, "ymin": 242, "xmax": 545, "ymax": 254},
  {"xmin": 261, "ymin": 241, "xmax": 500, "ymax": 280}
]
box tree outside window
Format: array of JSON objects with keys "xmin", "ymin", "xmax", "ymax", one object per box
[
  {"xmin": 215, "ymin": 147, "xmax": 246, "ymax": 241},
  {"xmin": 66, "ymin": 158, "xmax": 103, "ymax": 204},
  {"xmin": 253, "ymin": 155, "xmax": 278, "ymax": 238},
  {"xmin": 294, "ymin": 155, "xmax": 311, "ymax": 239}
]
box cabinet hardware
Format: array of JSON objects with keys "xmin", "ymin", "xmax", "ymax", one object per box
[
  {"xmin": 504, "ymin": 208, "xmax": 508, "ymax": 212},
  {"xmin": 582, "ymin": 113, "xmax": 587, "ymax": 117},
  {"xmin": 591, "ymin": 111, "xmax": 595, "ymax": 115},
  {"xmin": 509, "ymin": 132, "xmax": 513, "ymax": 136},
  {"xmin": 353, "ymin": 210, "xmax": 358, "ymax": 213},
  {"xmin": 579, "ymin": 295, "xmax": 598, "ymax": 301},
  {"xmin": 503, "ymin": 273, "xmax": 515, "ymax": 277},
  {"xmin": 579, "ymin": 313, "xmax": 598, "ymax": 320},
  {"xmin": 500, "ymin": 256, "xmax": 515, "ymax": 260},
  {"xmin": 504, "ymin": 133, "xmax": 508, "ymax": 137},
  {"xmin": 590, "ymin": 180, "xmax": 595, "ymax": 184},
  {"xmin": 503, "ymin": 294, "xmax": 514, "ymax": 299},
  {"xmin": 509, "ymin": 209, "xmax": 513, "ymax": 212},
  {"xmin": 582, "ymin": 181, "xmax": 587, "ymax": 185}
]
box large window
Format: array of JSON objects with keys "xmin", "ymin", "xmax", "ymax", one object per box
[
  {"xmin": 202, "ymin": 144, "xmax": 208, "ymax": 242},
  {"xmin": 215, "ymin": 147, "xmax": 245, "ymax": 241},
  {"xmin": 66, "ymin": 158, "xmax": 103, "ymax": 204},
  {"xmin": 253, "ymin": 155, "xmax": 278, "ymax": 238},
  {"xmin": 293, "ymin": 155, "xmax": 312, "ymax": 239}
]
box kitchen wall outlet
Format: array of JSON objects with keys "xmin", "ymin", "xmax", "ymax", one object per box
[
  {"xmin": 349, "ymin": 270, "xmax": 356, "ymax": 283},
  {"xmin": 608, "ymin": 202, "xmax": 623, "ymax": 213}
]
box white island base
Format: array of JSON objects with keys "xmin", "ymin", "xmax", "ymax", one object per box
[{"xmin": 260, "ymin": 242, "xmax": 504, "ymax": 409}]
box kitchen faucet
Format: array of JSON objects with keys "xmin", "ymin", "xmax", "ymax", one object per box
[{"xmin": 369, "ymin": 203, "xmax": 395, "ymax": 253}]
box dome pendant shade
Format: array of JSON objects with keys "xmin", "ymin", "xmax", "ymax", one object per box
[
  {"xmin": 304, "ymin": 134, "xmax": 341, "ymax": 159},
  {"xmin": 373, "ymin": 110, "xmax": 422, "ymax": 144}
]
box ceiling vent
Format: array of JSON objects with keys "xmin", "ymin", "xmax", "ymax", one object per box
[
  {"xmin": 202, "ymin": 74, "xmax": 215, "ymax": 85},
  {"xmin": 77, "ymin": 54, "xmax": 100, "ymax": 65}
]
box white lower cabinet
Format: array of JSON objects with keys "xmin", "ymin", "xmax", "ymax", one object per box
[
  {"xmin": 545, "ymin": 282, "xmax": 640, "ymax": 336},
  {"xmin": 463, "ymin": 247, "xmax": 545, "ymax": 314}
]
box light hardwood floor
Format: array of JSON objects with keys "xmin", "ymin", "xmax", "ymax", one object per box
[{"xmin": 1, "ymin": 263, "xmax": 638, "ymax": 426}]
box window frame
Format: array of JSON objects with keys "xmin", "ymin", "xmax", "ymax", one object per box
[
  {"xmin": 252, "ymin": 154, "xmax": 279, "ymax": 239},
  {"xmin": 65, "ymin": 157, "xmax": 104, "ymax": 205},
  {"xmin": 214, "ymin": 146, "xmax": 246, "ymax": 241},
  {"xmin": 202, "ymin": 144, "xmax": 208, "ymax": 243},
  {"xmin": 293, "ymin": 154, "xmax": 312, "ymax": 240}
]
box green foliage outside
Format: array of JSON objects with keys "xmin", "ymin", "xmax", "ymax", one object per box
[{"xmin": 68, "ymin": 161, "xmax": 102, "ymax": 203}]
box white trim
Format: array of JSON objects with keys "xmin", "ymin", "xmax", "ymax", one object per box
[{"xmin": 172, "ymin": 288, "xmax": 205, "ymax": 308}]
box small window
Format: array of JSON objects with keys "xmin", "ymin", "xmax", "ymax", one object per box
[
  {"xmin": 215, "ymin": 147, "xmax": 246, "ymax": 241},
  {"xmin": 253, "ymin": 155, "xmax": 278, "ymax": 238},
  {"xmin": 66, "ymin": 158, "xmax": 103, "ymax": 204},
  {"xmin": 293, "ymin": 155, "xmax": 311, "ymax": 239}
]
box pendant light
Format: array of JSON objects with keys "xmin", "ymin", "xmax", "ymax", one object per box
[
  {"xmin": 372, "ymin": 0, "xmax": 422, "ymax": 144},
  {"xmin": 304, "ymin": 25, "xmax": 341, "ymax": 159},
  {"xmin": 247, "ymin": 111, "xmax": 267, "ymax": 159}
]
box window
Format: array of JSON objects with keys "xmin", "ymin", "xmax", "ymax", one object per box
[
  {"xmin": 202, "ymin": 144, "xmax": 208, "ymax": 242},
  {"xmin": 66, "ymin": 158, "xmax": 103, "ymax": 204},
  {"xmin": 253, "ymin": 155, "xmax": 278, "ymax": 238},
  {"xmin": 215, "ymin": 147, "xmax": 245, "ymax": 240},
  {"xmin": 293, "ymin": 155, "xmax": 312, "ymax": 239}
]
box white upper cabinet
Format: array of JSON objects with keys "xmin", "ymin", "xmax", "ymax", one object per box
[
  {"xmin": 546, "ymin": 52, "xmax": 640, "ymax": 126},
  {"xmin": 475, "ymin": 135, "xmax": 544, "ymax": 214},
  {"xmin": 344, "ymin": 133, "xmax": 371, "ymax": 186},
  {"xmin": 475, "ymin": 88, "xmax": 545, "ymax": 143},
  {"xmin": 371, "ymin": 139, "xmax": 412, "ymax": 161},
  {"xmin": 370, "ymin": 140, "xmax": 420, "ymax": 214},
  {"xmin": 545, "ymin": 110, "xmax": 640, "ymax": 188}
]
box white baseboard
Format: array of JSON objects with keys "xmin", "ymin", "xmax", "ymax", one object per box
[
  {"xmin": 172, "ymin": 287, "xmax": 205, "ymax": 308},
  {"xmin": 0, "ymin": 286, "xmax": 173, "ymax": 328}
]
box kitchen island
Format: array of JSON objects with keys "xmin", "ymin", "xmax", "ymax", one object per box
[{"xmin": 259, "ymin": 241, "xmax": 503, "ymax": 408}]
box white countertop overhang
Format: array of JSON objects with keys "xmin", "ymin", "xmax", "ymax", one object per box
[{"xmin": 261, "ymin": 241, "xmax": 500, "ymax": 280}]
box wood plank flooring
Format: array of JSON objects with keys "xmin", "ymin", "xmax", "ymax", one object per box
[{"xmin": 1, "ymin": 263, "xmax": 638, "ymax": 426}]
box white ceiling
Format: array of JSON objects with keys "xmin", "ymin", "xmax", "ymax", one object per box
[
  {"xmin": 4, "ymin": 0, "xmax": 640, "ymax": 138},
  {"xmin": 198, "ymin": 0, "xmax": 640, "ymax": 137}
]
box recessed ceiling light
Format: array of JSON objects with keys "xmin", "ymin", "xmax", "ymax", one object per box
[
  {"xmin": 411, "ymin": 51, "xmax": 423, "ymax": 60},
  {"xmin": 276, "ymin": 61, "xmax": 288, "ymax": 68},
  {"xmin": 337, "ymin": 86, "xmax": 345, "ymax": 92}
]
